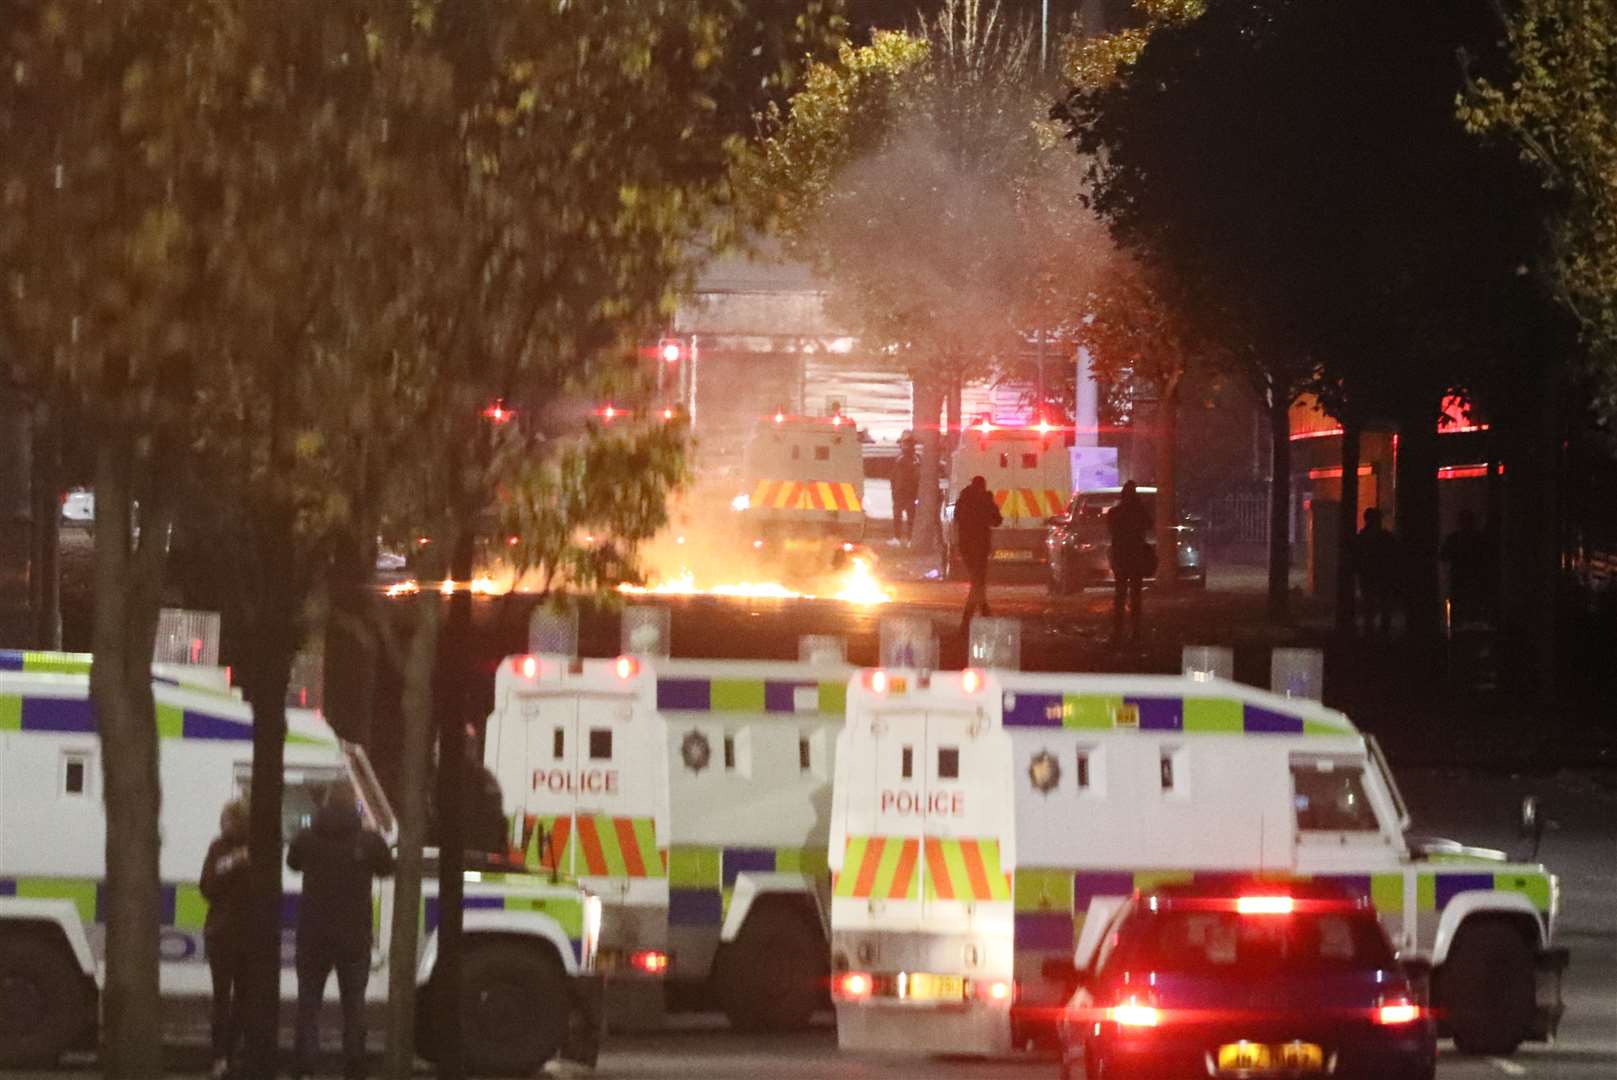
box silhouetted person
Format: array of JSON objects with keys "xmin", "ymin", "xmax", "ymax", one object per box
[
  {"xmin": 891, "ymin": 434, "xmax": 918, "ymax": 542},
  {"xmin": 1442, "ymin": 509, "xmax": 1493, "ymax": 626},
  {"xmin": 955, "ymin": 474, "xmax": 1002, "ymax": 633},
  {"xmin": 200, "ymin": 799, "xmax": 251, "ymax": 1080},
  {"xmin": 289, "ymin": 784, "xmax": 393, "ymax": 1080},
  {"xmin": 1107, "ymin": 481, "xmax": 1154, "ymax": 643},
  {"xmin": 1354, "ymin": 507, "xmax": 1399, "ymax": 636}
]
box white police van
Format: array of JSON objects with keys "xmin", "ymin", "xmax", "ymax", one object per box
[
  {"xmin": 827, "ymin": 667, "xmax": 1566, "ymax": 1058},
  {"xmin": 486, "ymin": 654, "xmax": 851, "ymax": 1031},
  {"xmin": 0, "ymin": 650, "xmax": 601, "ymax": 1072}
]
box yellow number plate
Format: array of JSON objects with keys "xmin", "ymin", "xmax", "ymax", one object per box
[
  {"xmin": 1216, "ymin": 1042, "xmax": 1323, "ymax": 1074},
  {"xmin": 905, "ymin": 973, "xmax": 965, "ymax": 1001},
  {"xmin": 992, "ymin": 549, "xmax": 1034, "ymax": 561}
]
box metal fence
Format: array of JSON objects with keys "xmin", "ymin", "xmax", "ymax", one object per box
[{"xmin": 1199, "ymin": 492, "xmax": 1271, "ymax": 547}]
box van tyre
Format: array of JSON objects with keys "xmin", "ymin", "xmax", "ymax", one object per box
[
  {"xmin": 1441, "ymin": 921, "xmax": 1534, "ymax": 1056},
  {"xmin": 716, "ymin": 906, "xmax": 827, "ymax": 1032},
  {"xmin": 459, "ymin": 943, "xmax": 569, "ymax": 1076},
  {"xmin": 0, "ymin": 933, "xmax": 91, "ymax": 1068}
]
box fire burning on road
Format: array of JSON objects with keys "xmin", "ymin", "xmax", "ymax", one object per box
[{"xmin": 617, "ymin": 555, "xmax": 892, "ymax": 606}]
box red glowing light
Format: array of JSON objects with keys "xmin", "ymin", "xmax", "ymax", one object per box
[
  {"xmin": 1375, "ymin": 998, "xmax": 1421, "ymax": 1025},
  {"xmin": 835, "ymin": 972, "xmax": 873, "ymax": 1000},
  {"xmin": 866, "ymin": 669, "xmax": 889, "ymax": 694},
  {"xmin": 614, "ymin": 655, "xmax": 640, "ymax": 680},
  {"xmin": 510, "ymin": 655, "xmax": 539, "ymax": 680},
  {"xmin": 1108, "ymin": 1001, "xmax": 1160, "ymax": 1027},
  {"xmin": 961, "ymin": 669, "xmax": 983, "ymax": 694},
  {"xmin": 629, "ymin": 949, "xmax": 670, "ymax": 975},
  {"xmin": 1236, "ymin": 895, "xmax": 1295, "ymax": 916},
  {"xmin": 482, "ymin": 400, "xmax": 514, "ymax": 424}
]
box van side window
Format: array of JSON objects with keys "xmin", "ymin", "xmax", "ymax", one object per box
[
  {"xmin": 799, "ymin": 736, "xmax": 811, "ymax": 771},
  {"xmin": 553, "ymin": 728, "xmax": 565, "ymax": 759},
  {"xmin": 723, "ymin": 735, "xmax": 736, "ymax": 770},
  {"xmin": 938, "ymin": 746, "xmax": 960, "ymax": 780},
  {"xmin": 1075, "ymin": 750, "xmax": 1091, "ymax": 790},
  {"xmin": 1022, "ymin": 453, "xmax": 1038, "ymax": 468},
  {"xmin": 998, "ymin": 452, "xmax": 1009, "ymax": 468},
  {"xmin": 1159, "ymin": 753, "xmax": 1174, "ymax": 791},
  {"xmin": 814, "ymin": 445, "xmax": 830, "ymax": 461},
  {"xmin": 901, "ymin": 745, "xmax": 913, "ymax": 779},
  {"xmin": 588, "ymin": 728, "xmax": 612, "ymax": 761},
  {"xmin": 61, "ymin": 752, "xmax": 90, "ymax": 796},
  {"xmin": 1291, "ymin": 759, "xmax": 1380, "ymax": 831}
]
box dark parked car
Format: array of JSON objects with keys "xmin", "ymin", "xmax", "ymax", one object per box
[
  {"xmin": 1045, "ymin": 485, "xmax": 1206, "ymax": 594},
  {"xmin": 1053, "ymin": 881, "xmax": 1436, "ymax": 1080}
]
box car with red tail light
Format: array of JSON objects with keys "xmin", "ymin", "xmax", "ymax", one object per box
[{"xmin": 1054, "ymin": 882, "xmax": 1436, "ymax": 1080}]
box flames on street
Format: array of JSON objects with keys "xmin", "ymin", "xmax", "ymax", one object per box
[
  {"xmin": 381, "ymin": 557, "xmax": 892, "ymax": 605},
  {"xmin": 617, "ymin": 555, "xmax": 891, "ymax": 606}
]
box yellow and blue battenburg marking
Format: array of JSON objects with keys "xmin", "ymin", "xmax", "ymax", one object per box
[
  {"xmin": 667, "ymin": 844, "xmax": 829, "ymax": 927},
  {"xmin": 0, "ymin": 651, "xmax": 329, "ymax": 745},
  {"xmin": 1002, "ymin": 691, "xmax": 1344, "ymax": 735},
  {"xmin": 656, "ymin": 676, "xmax": 847, "ymax": 715}
]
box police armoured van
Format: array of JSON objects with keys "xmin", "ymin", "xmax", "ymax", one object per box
[
  {"xmin": 946, "ymin": 418, "xmax": 1072, "ymax": 574},
  {"xmin": 487, "ymin": 654, "xmax": 851, "ymax": 1032},
  {"xmin": 733, "ymin": 411, "xmax": 866, "ymax": 562},
  {"xmin": 483, "ymin": 653, "xmax": 669, "ymax": 1026},
  {"xmin": 0, "ymin": 650, "xmax": 601, "ymax": 1073},
  {"xmin": 828, "ymin": 668, "xmax": 1566, "ymax": 1058}
]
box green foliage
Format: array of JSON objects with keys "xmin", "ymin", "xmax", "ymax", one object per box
[
  {"xmin": 1061, "ymin": 0, "xmax": 1201, "ymax": 92},
  {"xmin": 1462, "ymin": 0, "xmax": 1617, "ymax": 414}
]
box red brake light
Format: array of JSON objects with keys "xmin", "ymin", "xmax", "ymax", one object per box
[
  {"xmin": 865, "ymin": 669, "xmax": 889, "ymax": 694},
  {"xmin": 1108, "ymin": 999, "xmax": 1160, "ymax": 1027},
  {"xmin": 973, "ymin": 978, "xmax": 1013, "ymax": 1004},
  {"xmin": 1236, "ymin": 895, "xmax": 1295, "ymax": 916},
  {"xmin": 961, "ymin": 669, "xmax": 983, "ymax": 694},
  {"xmin": 834, "ymin": 971, "xmax": 873, "ymax": 1000},
  {"xmin": 628, "ymin": 949, "xmax": 669, "ymax": 976},
  {"xmin": 510, "ymin": 655, "xmax": 539, "ymax": 680},
  {"xmin": 1375, "ymin": 997, "xmax": 1421, "ymax": 1025},
  {"xmin": 614, "ymin": 655, "xmax": 639, "ymax": 680},
  {"xmin": 774, "ymin": 411, "xmax": 785, "ymax": 424}
]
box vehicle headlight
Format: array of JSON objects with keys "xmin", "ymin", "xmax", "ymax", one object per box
[
  {"xmin": 1180, "ymin": 545, "xmax": 1199, "ymax": 564},
  {"xmin": 731, "ymin": 493, "xmax": 750, "ymax": 512}
]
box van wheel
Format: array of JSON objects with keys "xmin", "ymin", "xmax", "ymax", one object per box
[
  {"xmin": 0, "ymin": 933, "xmax": 91, "ymax": 1068},
  {"xmin": 459, "ymin": 943, "xmax": 569, "ymax": 1075},
  {"xmin": 717, "ymin": 906, "xmax": 827, "ymax": 1032},
  {"xmin": 1441, "ymin": 921, "xmax": 1534, "ymax": 1055}
]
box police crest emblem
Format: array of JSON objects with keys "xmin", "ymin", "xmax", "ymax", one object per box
[
  {"xmin": 681, "ymin": 729, "xmax": 712, "ymax": 773},
  {"xmin": 1028, "ymin": 749, "xmax": 1061, "ymax": 794}
]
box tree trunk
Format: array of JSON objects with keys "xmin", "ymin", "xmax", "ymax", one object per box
[
  {"xmin": 1333, "ymin": 417, "xmax": 1361, "ymax": 634},
  {"xmin": 1395, "ymin": 398, "xmax": 1442, "ymax": 651},
  {"xmin": 383, "ymin": 589, "xmax": 442, "ymax": 1079},
  {"xmin": 1266, "ymin": 386, "xmax": 1292, "ymax": 623},
  {"xmin": 946, "ymin": 374, "xmax": 963, "ymax": 456},
  {"xmin": 90, "ymin": 432, "xmax": 166, "ymax": 1079},
  {"xmin": 239, "ymin": 508, "xmax": 299, "ymax": 1080},
  {"xmin": 323, "ymin": 524, "xmax": 379, "ymax": 744},
  {"xmin": 911, "ymin": 374, "xmax": 945, "ymax": 560},
  {"xmin": 1152, "ymin": 386, "xmax": 1179, "ymax": 595},
  {"xmin": 29, "ymin": 399, "xmax": 61, "ymax": 649},
  {"xmin": 433, "ymin": 527, "xmax": 476, "ymax": 1080}
]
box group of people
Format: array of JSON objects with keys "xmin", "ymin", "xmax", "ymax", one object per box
[
  {"xmin": 954, "ymin": 474, "xmax": 1155, "ymax": 645},
  {"xmin": 202, "ymin": 785, "xmax": 393, "ymax": 1080},
  {"xmin": 1353, "ymin": 506, "xmax": 1494, "ymax": 635}
]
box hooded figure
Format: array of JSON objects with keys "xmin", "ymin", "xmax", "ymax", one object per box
[
  {"xmin": 954, "ymin": 474, "xmax": 1003, "ymax": 632},
  {"xmin": 200, "ymin": 799, "xmax": 251, "ymax": 1079},
  {"xmin": 288, "ymin": 784, "xmax": 393, "ymax": 1080}
]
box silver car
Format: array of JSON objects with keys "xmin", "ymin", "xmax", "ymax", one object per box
[{"xmin": 1045, "ymin": 486, "xmax": 1206, "ymax": 594}]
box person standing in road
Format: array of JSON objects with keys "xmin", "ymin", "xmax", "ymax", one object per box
[
  {"xmin": 1353, "ymin": 507, "xmax": 1399, "ymax": 636},
  {"xmin": 289, "ymin": 784, "xmax": 394, "ymax": 1080},
  {"xmin": 891, "ymin": 434, "xmax": 919, "ymax": 543},
  {"xmin": 955, "ymin": 474, "xmax": 1003, "ymax": 633},
  {"xmin": 201, "ymin": 799, "xmax": 252, "ymax": 1080},
  {"xmin": 1107, "ymin": 481, "xmax": 1154, "ymax": 644}
]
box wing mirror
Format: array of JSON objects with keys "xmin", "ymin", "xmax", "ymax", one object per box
[{"xmin": 1519, "ymin": 796, "xmax": 1545, "ymax": 860}]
